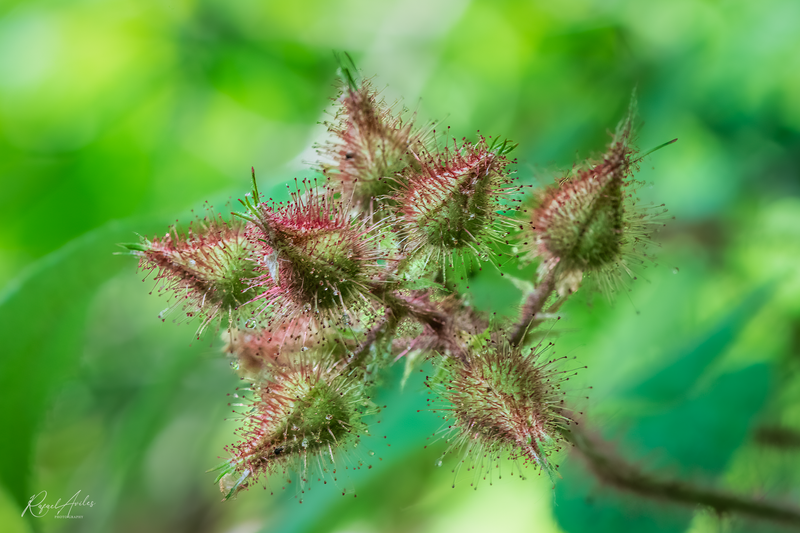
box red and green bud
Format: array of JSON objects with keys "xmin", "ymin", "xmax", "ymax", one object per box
[
  {"xmin": 248, "ymin": 184, "xmax": 386, "ymax": 320},
  {"xmin": 525, "ymin": 114, "xmax": 667, "ymax": 295},
  {"xmin": 123, "ymin": 215, "xmax": 256, "ymax": 330},
  {"xmin": 427, "ymin": 339, "xmax": 572, "ymax": 483},
  {"xmin": 217, "ymin": 357, "xmax": 375, "ymax": 500},
  {"xmin": 395, "ymin": 136, "xmax": 519, "ymax": 268},
  {"xmin": 320, "ymin": 79, "xmax": 428, "ymax": 211}
]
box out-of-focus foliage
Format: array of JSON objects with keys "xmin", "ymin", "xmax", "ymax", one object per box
[{"xmin": 1, "ymin": 0, "xmax": 799, "ymax": 532}]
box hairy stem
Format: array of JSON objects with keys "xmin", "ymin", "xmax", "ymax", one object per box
[
  {"xmin": 347, "ymin": 308, "xmax": 398, "ymax": 370},
  {"xmin": 369, "ymin": 286, "xmax": 445, "ymax": 332},
  {"xmin": 509, "ymin": 268, "xmax": 557, "ymax": 346},
  {"xmin": 561, "ymin": 424, "xmax": 800, "ymax": 528},
  {"xmin": 367, "ymin": 284, "xmax": 466, "ymax": 362}
]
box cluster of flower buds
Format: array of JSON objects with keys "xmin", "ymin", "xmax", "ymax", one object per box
[{"xmin": 125, "ymin": 62, "xmax": 669, "ymax": 501}]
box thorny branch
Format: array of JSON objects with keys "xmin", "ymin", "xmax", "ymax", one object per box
[{"xmin": 561, "ymin": 423, "xmax": 800, "ymax": 529}]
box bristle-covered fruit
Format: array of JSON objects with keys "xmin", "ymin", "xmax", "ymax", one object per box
[
  {"xmin": 124, "ymin": 215, "xmax": 256, "ymax": 331},
  {"xmin": 320, "ymin": 79, "xmax": 428, "ymax": 212},
  {"xmin": 217, "ymin": 357, "xmax": 375, "ymax": 500},
  {"xmin": 395, "ymin": 136, "xmax": 519, "ymax": 272},
  {"xmin": 524, "ymin": 112, "xmax": 667, "ymax": 296},
  {"xmin": 248, "ymin": 184, "xmax": 386, "ymax": 323},
  {"xmin": 426, "ymin": 339, "xmax": 572, "ymax": 484}
]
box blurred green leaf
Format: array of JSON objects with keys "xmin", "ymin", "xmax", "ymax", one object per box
[
  {"xmin": 554, "ymin": 363, "xmax": 772, "ymax": 533},
  {"xmin": 631, "ymin": 364, "xmax": 771, "ymax": 474},
  {"xmin": 0, "ymin": 219, "xmax": 151, "ymax": 512},
  {"xmin": 620, "ymin": 285, "xmax": 774, "ymax": 404}
]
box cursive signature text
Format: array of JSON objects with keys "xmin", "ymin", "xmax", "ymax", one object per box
[{"xmin": 21, "ymin": 490, "xmax": 94, "ymax": 519}]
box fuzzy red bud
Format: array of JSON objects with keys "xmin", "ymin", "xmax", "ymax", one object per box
[{"xmin": 125, "ymin": 215, "xmax": 256, "ymax": 329}]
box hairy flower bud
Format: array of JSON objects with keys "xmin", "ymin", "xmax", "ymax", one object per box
[
  {"xmin": 124, "ymin": 215, "xmax": 256, "ymax": 331},
  {"xmin": 248, "ymin": 184, "xmax": 386, "ymax": 324},
  {"xmin": 426, "ymin": 340, "xmax": 573, "ymax": 484},
  {"xmin": 223, "ymin": 316, "xmax": 319, "ymax": 375},
  {"xmin": 320, "ymin": 79, "xmax": 428, "ymax": 211},
  {"xmin": 395, "ymin": 136, "xmax": 519, "ymax": 272},
  {"xmin": 217, "ymin": 357, "xmax": 375, "ymax": 500},
  {"xmin": 524, "ymin": 112, "xmax": 667, "ymax": 296}
]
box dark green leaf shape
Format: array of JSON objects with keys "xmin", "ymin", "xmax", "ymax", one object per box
[
  {"xmin": 555, "ymin": 467, "xmax": 693, "ymax": 533},
  {"xmin": 620, "ymin": 284, "xmax": 774, "ymax": 404},
  {"xmin": 555, "ymin": 364, "xmax": 771, "ymax": 533},
  {"xmin": 554, "ymin": 285, "xmax": 775, "ymax": 533},
  {"xmin": 631, "ymin": 364, "xmax": 771, "ymax": 474}
]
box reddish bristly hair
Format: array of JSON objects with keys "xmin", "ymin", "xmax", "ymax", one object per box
[
  {"xmin": 245, "ymin": 182, "xmax": 389, "ymax": 331},
  {"xmin": 319, "ymin": 79, "xmax": 430, "ymax": 213},
  {"xmin": 394, "ymin": 134, "xmax": 522, "ymax": 278},
  {"xmin": 128, "ymin": 214, "xmax": 256, "ymax": 334}
]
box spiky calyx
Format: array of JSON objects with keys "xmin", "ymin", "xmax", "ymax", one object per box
[
  {"xmin": 525, "ymin": 115, "xmax": 666, "ymax": 295},
  {"xmin": 125, "ymin": 216, "xmax": 256, "ymax": 328},
  {"xmin": 532, "ymin": 139, "xmax": 630, "ymax": 271},
  {"xmin": 219, "ymin": 357, "xmax": 374, "ymax": 499},
  {"xmin": 320, "ymin": 79, "xmax": 427, "ymax": 211},
  {"xmin": 395, "ymin": 137, "xmax": 518, "ymax": 268},
  {"xmin": 427, "ymin": 340, "xmax": 571, "ymax": 482},
  {"xmin": 248, "ymin": 185, "xmax": 387, "ymax": 319}
]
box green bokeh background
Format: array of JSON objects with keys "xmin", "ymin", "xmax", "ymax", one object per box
[{"xmin": 1, "ymin": 0, "xmax": 799, "ymax": 532}]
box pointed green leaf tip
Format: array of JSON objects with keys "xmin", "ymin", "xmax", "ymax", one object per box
[
  {"xmin": 638, "ymin": 138, "xmax": 678, "ymax": 160},
  {"xmin": 487, "ymin": 136, "xmax": 519, "ymax": 156},
  {"xmin": 334, "ymin": 51, "xmax": 360, "ymax": 92},
  {"xmin": 233, "ymin": 166, "xmax": 262, "ymax": 224},
  {"xmin": 120, "ymin": 242, "xmax": 148, "ymax": 252},
  {"xmin": 250, "ymin": 166, "xmax": 260, "ymax": 204},
  {"xmin": 220, "ymin": 468, "xmax": 251, "ymax": 501}
]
